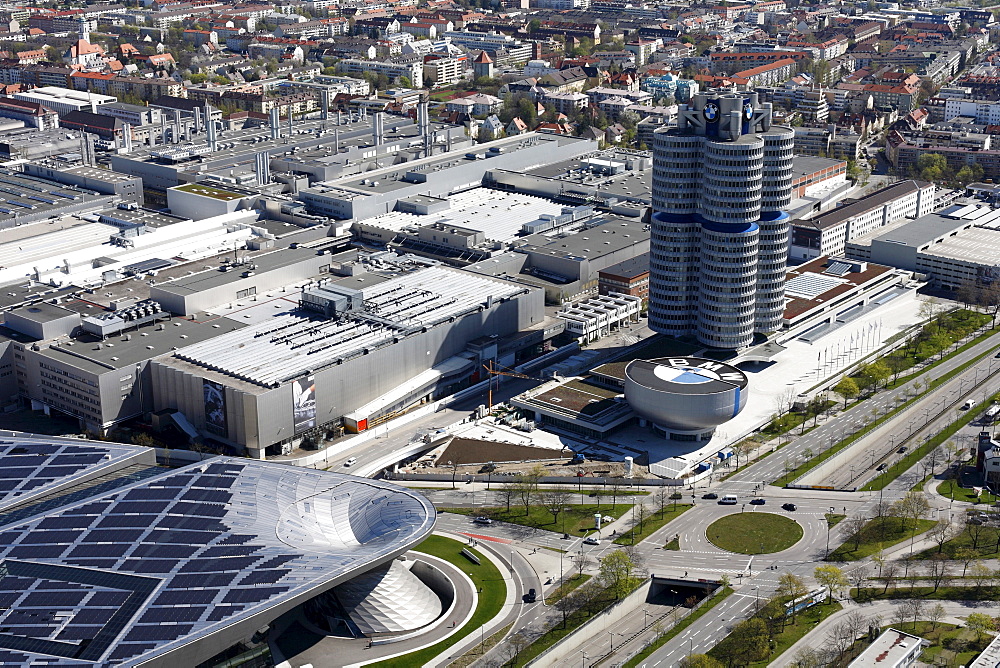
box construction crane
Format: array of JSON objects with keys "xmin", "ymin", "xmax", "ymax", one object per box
[{"xmin": 482, "ymin": 360, "xmax": 545, "ymax": 411}]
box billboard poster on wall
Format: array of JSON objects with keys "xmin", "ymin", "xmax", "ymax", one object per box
[
  {"xmin": 203, "ymin": 380, "xmax": 227, "ymax": 437},
  {"xmin": 293, "ymin": 375, "xmax": 316, "ymax": 434}
]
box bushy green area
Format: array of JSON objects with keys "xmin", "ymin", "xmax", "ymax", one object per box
[
  {"xmin": 447, "ymin": 503, "xmax": 633, "ymax": 535},
  {"xmin": 706, "ymin": 513, "xmax": 803, "ymax": 554},
  {"xmin": 373, "ymin": 535, "xmax": 505, "ymax": 668}
]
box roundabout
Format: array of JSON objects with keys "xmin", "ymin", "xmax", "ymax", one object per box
[{"xmin": 706, "ymin": 512, "xmax": 803, "ymax": 554}]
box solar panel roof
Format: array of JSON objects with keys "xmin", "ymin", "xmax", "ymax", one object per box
[
  {"xmin": 0, "ymin": 442, "xmax": 436, "ymax": 667},
  {"xmin": 0, "ymin": 437, "xmax": 154, "ymax": 514}
]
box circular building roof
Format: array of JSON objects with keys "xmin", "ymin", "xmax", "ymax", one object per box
[{"xmin": 624, "ymin": 356, "xmax": 749, "ymax": 432}]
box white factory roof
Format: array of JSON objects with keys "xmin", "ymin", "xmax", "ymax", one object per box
[
  {"xmin": 173, "ymin": 265, "xmax": 526, "ymax": 387},
  {"xmin": 357, "ymin": 189, "xmax": 565, "ymax": 244}
]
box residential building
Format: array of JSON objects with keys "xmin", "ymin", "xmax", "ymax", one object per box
[{"xmin": 337, "ymin": 58, "xmax": 424, "ymax": 89}]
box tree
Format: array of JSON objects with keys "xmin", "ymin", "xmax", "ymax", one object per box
[
  {"xmin": 542, "ymin": 489, "xmax": 572, "ymax": 526},
  {"xmin": 572, "ymin": 550, "xmax": 589, "ymax": 578},
  {"xmin": 655, "ymin": 485, "xmax": 671, "ymax": 518},
  {"xmin": 862, "ymin": 360, "xmax": 892, "ymax": 393},
  {"xmin": 904, "ymin": 598, "xmax": 925, "ymax": 627},
  {"xmin": 956, "ymin": 546, "xmax": 977, "ymax": 576},
  {"xmin": 719, "ymin": 618, "xmax": 770, "ymax": 664},
  {"xmin": 928, "ymin": 519, "xmax": 957, "ymax": 553},
  {"xmin": 515, "ymin": 466, "xmax": 543, "ymax": 516},
  {"xmin": 849, "ymin": 564, "xmax": 870, "ymax": 592},
  {"xmin": 843, "ymin": 515, "xmax": 870, "ymax": 553},
  {"xmin": 679, "ymin": 655, "xmax": 723, "ymax": 668},
  {"xmin": 497, "ymin": 480, "xmax": 516, "ymax": 513},
  {"xmin": 928, "ymin": 602, "xmax": 947, "ymax": 630},
  {"xmin": 896, "ymin": 491, "xmax": 931, "ymax": 532},
  {"xmin": 732, "ymin": 439, "xmax": 753, "ymax": 469},
  {"xmin": 966, "ymin": 612, "xmax": 996, "ymax": 642},
  {"xmin": 608, "ymin": 477, "xmax": 624, "ymax": 507},
  {"xmin": 598, "ymin": 550, "xmax": 640, "ymax": 600},
  {"xmin": 554, "ymin": 587, "xmax": 583, "ymax": 627},
  {"xmin": 814, "ymin": 565, "xmax": 848, "ymax": 602},
  {"xmin": 925, "ymin": 554, "xmax": 951, "ymax": 593},
  {"xmin": 881, "ymin": 560, "xmax": 900, "ymax": 594},
  {"xmin": 790, "ymin": 646, "xmax": 823, "ymax": 668},
  {"xmin": 969, "ymin": 560, "xmax": 993, "ymax": 590},
  {"xmin": 777, "ymin": 572, "xmax": 809, "ymax": 619}
]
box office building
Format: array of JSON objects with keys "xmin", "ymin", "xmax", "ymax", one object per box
[{"xmin": 649, "ymin": 90, "xmax": 794, "ymax": 349}]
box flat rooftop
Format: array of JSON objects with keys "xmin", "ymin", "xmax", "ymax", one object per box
[
  {"xmin": 783, "ymin": 256, "xmax": 897, "ymax": 320},
  {"xmin": 516, "ymin": 215, "xmax": 649, "ymax": 261},
  {"xmin": 0, "ymin": 436, "xmax": 153, "ymax": 513},
  {"xmin": 790, "ymin": 155, "xmax": 846, "ymax": 180},
  {"xmin": 151, "ymin": 247, "xmax": 323, "ymax": 299},
  {"xmin": 172, "ymin": 183, "xmax": 245, "ymax": 201},
  {"xmin": 357, "ymin": 188, "xmax": 565, "ymax": 243},
  {"xmin": 31, "ymin": 307, "xmax": 248, "ymax": 372},
  {"xmin": 172, "ymin": 265, "xmax": 528, "ymax": 387},
  {"xmin": 798, "ymin": 180, "xmax": 930, "ymax": 231},
  {"xmin": 922, "ymin": 225, "xmax": 1000, "ymax": 264}
]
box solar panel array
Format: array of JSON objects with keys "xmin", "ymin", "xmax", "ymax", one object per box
[
  {"xmin": 0, "ymin": 439, "xmax": 150, "ymax": 513},
  {"xmin": 0, "ymin": 443, "xmax": 435, "ymax": 667}
]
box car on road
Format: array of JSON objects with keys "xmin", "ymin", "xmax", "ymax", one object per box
[
  {"xmin": 702, "ymin": 492, "xmax": 719, "ymax": 500},
  {"xmin": 876, "ymin": 463, "xmax": 887, "ymax": 471},
  {"xmin": 782, "ymin": 503, "xmax": 797, "ymax": 511},
  {"xmin": 583, "ymin": 535, "xmax": 601, "ymax": 545},
  {"xmin": 343, "ymin": 457, "xmax": 357, "ymax": 467},
  {"xmin": 473, "ymin": 517, "xmax": 493, "ymax": 525},
  {"xmin": 750, "ymin": 498, "xmax": 766, "ymax": 505},
  {"xmin": 995, "ymin": 351, "xmax": 1000, "ymax": 358},
  {"xmin": 897, "ymin": 446, "xmax": 908, "ymax": 454},
  {"xmin": 523, "ymin": 588, "xmax": 537, "ymax": 603}
]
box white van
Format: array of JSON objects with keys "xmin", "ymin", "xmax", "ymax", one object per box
[
  {"xmin": 963, "ymin": 399, "xmax": 977, "ymax": 410},
  {"xmin": 719, "ymin": 494, "xmax": 738, "ymax": 505}
]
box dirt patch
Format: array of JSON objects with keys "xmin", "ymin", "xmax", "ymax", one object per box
[{"xmin": 438, "ymin": 437, "xmax": 569, "ymax": 466}]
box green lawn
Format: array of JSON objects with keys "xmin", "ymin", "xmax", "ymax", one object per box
[
  {"xmin": 373, "ymin": 535, "xmax": 506, "ymax": 668},
  {"xmin": 545, "ymin": 574, "xmax": 591, "ymax": 605},
  {"xmin": 709, "ymin": 600, "xmax": 843, "ymax": 667},
  {"xmin": 624, "ymin": 587, "xmax": 733, "ymax": 668},
  {"xmin": 827, "ymin": 517, "xmax": 936, "ymax": 561},
  {"xmin": 826, "ymin": 513, "xmax": 846, "ymax": 527},
  {"xmin": 937, "ymin": 478, "xmax": 998, "ymax": 505},
  {"xmin": 912, "ymin": 516, "xmax": 1000, "ymax": 560},
  {"xmin": 664, "ymin": 535, "xmax": 680, "ymax": 550},
  {"xmin": 447, "ymin": 503, "xmax": 634, "ymax": 535},
  {"xmin": 613, "ymin": 504, "xmax": 692, "ymax": 545},
  {"xmin": 706, "ymin": 513, "xmax": 803, "ymax": 554}
]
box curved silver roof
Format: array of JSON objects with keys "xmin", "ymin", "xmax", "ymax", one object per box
[{"xmin": 0, "ymin": 446, "xmax": 435, "ymax": 667}]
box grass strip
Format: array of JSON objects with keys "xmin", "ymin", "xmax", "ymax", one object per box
[
  {"xmin": 623, "ymin": 587, "xmax": 734, "ymax": 668},
  {"xmin": 545, "ymin": 574, "xmax": 591, "ymax": 605},
  {"xmin": 827, "ymin": 518, "xmax": 936, "ymax": 561},
  {"xmin": 372, "ymin": 535, "xmax": 506, "ymax": 668},
  {"xmin": 447, "ymin": 622, "xmax": 514, "ymax": 668},
  {"xmin": 613, "ymin": 504, "xmax": 692, "ymax": 546},
  {"xmin": 446, "ymin": 503, "xmax": 634, "ymax": 535}
]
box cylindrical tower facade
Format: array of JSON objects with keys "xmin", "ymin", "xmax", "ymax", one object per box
[
  {"xmin": 755, "ymin": 126, "xmax": 795, "ymax": 333},
  {"xmin": 650, "ymin": 130, "xmax": 704, "ymax": 338},
  {"xmin": 697, "ymin": 221, "xmax": 759, "ymax": 349}
]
